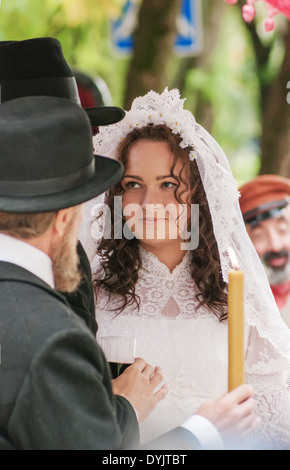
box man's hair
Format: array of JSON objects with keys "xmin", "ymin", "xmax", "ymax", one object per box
[{"xmin": 0, "ymin": 212, "xmax": 57, "ymax": 239}]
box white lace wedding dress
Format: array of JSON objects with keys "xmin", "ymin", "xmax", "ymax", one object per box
[{"xmin": 92, "ymin": 247, "xmax": 290, "ymax": 450}]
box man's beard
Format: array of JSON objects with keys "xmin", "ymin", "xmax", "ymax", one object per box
[
  {"xmin": 261, "ymin": 249, "xmax": 290, "ymax": 285},
  {"xmin": 51, "ymin": 226, "xmax": 82, "ymax": 293}
]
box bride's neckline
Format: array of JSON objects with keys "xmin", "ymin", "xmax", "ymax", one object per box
[{"xmin": 139, "ymin": 245, "xmax": 191, "ymax": 277}]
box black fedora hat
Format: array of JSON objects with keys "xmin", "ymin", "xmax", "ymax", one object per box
[
  {"xmin": 0, "ymin": 96, "xmax": 123, "ymax": 213},
  {"xmin": 0, "ymin": 37, "xmax": 125, "ymax": 127}
]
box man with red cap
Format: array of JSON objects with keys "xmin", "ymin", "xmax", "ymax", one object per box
[{"xmin": 239, "ymin": 174, "xmax": 290, "ymax": 327}]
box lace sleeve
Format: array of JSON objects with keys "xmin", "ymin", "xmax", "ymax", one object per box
[
  {"xmin": 245, "ymin": 326, "xmax": 290, "ymax": 449},
  {"xmin": 246, "ymin": 371, "xmax": 290, "ymax": 450}
]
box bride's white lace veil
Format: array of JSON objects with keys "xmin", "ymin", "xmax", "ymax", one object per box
[{"xmin": 81, "ymin": 87, "xmax": 290, "ymax": 374}]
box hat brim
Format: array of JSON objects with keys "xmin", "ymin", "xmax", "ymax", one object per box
[
  {"xmin": 85, "ymin": 106, "xmax": 125, "ymax": 127},
  {"xmin": 243, "ymin": 199, "xmax": 290, "ymax": 226},
  {"xmin": 0, "ymin": 155, "xmax": 123, "ymax": 213}
]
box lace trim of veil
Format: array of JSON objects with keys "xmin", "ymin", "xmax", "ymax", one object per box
[{"xmin": 81, "ymin": 88, "xmax": 290, "ymax": 374}]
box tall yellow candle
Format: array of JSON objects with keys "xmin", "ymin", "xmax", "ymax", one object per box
[{"xmin": 228, "ymin": 248, "xmax": 245, "ymax": 392}]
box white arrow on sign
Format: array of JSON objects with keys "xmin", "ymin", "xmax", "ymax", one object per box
[{"xmin": 112, "ymin": 0, "xmax": 203, "ymax": 57}]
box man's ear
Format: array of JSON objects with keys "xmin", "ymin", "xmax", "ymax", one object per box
[{"xmin": 53, "ymin": 207, "xmax": 75, "ymax": 238}]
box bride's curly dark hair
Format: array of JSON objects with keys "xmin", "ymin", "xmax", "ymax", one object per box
[{"xmin": 93, "ymin": 124, "xmax": 228, "ymax": 321}]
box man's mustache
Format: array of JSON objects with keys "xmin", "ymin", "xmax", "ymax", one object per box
[{"xmin": 263, "ymin": 249, "xmax": 289, "ymax": 264}]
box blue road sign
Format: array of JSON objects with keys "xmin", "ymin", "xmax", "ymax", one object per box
[{"xmin": 111, "ymin": 0, "xmax": 203, "ymax": 57}]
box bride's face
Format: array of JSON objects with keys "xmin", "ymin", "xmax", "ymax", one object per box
[{"xmin": 120, "ymin": 139, "xmax": 191, "ymax": 247}]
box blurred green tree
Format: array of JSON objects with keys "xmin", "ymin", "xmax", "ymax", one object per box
[
  {"xmin": 0, "ymin": 0, "xmax": 125, "ymax": 102},
  {"xmin": 241, "ymin": 8, "xmax": 290, "ymax": 177}
]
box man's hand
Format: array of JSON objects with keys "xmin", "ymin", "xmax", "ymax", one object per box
[
  {"xmin": 112, "ymin": 357, "xmax": 169, "ymax": 422},
  {"xmin": 195, "ymin": 384, "xmax": 260, "ymax": 440}
]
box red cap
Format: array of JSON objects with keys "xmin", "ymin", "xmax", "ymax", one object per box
[{"xmin": 239, "ymin": 174, "xmax": 290, "ymax": 224}]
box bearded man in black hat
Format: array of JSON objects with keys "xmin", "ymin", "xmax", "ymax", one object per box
[
  {"xmin": 0, "ymin": 95, "xmax": 170, "ymax": 450},
  {"xmin": 0, "ymin": 37, "xmax": 125, "ymax": 336}
]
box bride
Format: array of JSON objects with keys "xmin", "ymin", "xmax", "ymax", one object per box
[{"xmin": 81, "ymin": 88, "xmax": 290, "ymax": 449}]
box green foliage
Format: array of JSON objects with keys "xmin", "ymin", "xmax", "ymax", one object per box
[{"xmin": 0, "ymin": 0, "xmax": 128, "ymax": 105}]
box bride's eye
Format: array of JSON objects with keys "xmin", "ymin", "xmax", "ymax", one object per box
[
  {"xmin": 162, "ymin": 181, "xmax": 177, "ymax": 189},
  {"xmin": 124, "ymin": 181, "xmax": 141, "ymax": 189}
]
